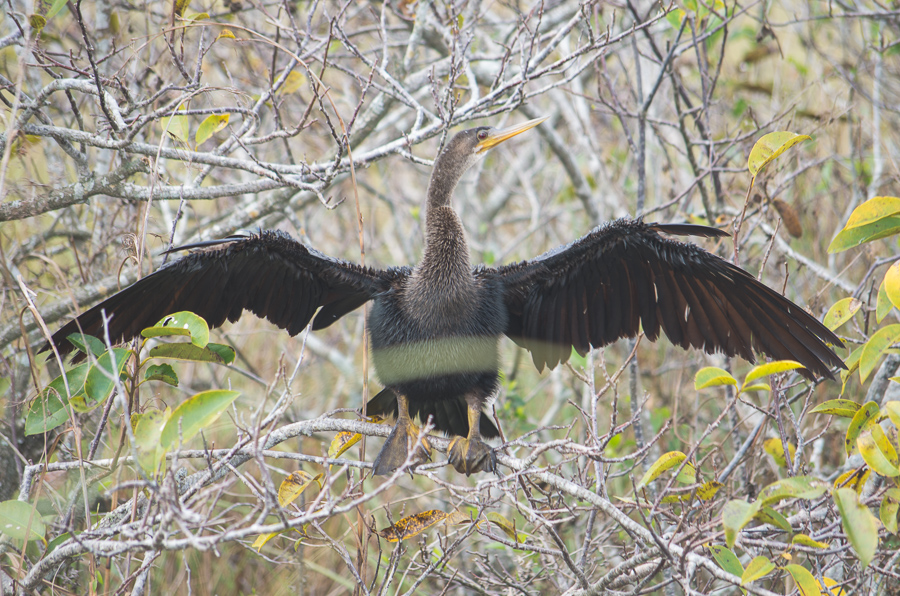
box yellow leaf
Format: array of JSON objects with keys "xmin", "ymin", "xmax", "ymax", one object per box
[
  {"xmin": 195, "ymin": 114, "xmax": 229, "ymax": 145},
  {"xmin": 810, "ymin": 399, "xmax": 861, "ymax": 418},
  {"xmin": 763, "ymin": 438, "xmax": 796, "ymax": 468},
  {"xmin": 281, "ymin": 71, "xmax": 306, "ymax": 94},
  {"xmin": 696, "ymin": 481, "xmax": 724, "ymax": 501},
  {"xmin": 173, "ymin": 0, "xmax": 192, "ymax": 17},
  {"xmin": 823, "ymin": 297, "xmax": 862, "ymax": 332},
  {"xmin": 844, "ymin": 196, "xmax": 900, "ymax": 230},
  {"xmin": 885, "ymin": 263, "xmax": 900, "ymax": 311},
  {"xmin": 636, "ymin": 451, "xmax": 693, "ymax": 491},
  {"xmin": 741, "ymin": 555, "xmax": 775, "ymax": 585},
  {"xmin": 833, "ymin": 468, "xmax": 870, "ymax": 494},
  {"xmin": 783, "ymin": 564, "xmax": 823, "ymax": 596},
  {"xmin": 328, "ymin": 431, "xmax": 361, "ymax": 459},
  {"xmin": 747, "ymin": 132, "xmax": 811, "ymax": 178},
  {"xmin": 694, "ymin": 367, "xmax": 737, "ymax": 390},
  {"xmin": 845, "ymin": 402, "xmax": 881, "ymax": 457},
  {"xmin": 378, "ymin": 510, "xmax": 448, "ymax": 542},
  {"xmin": 884, "ymin": 401, "xmax": 900, "ymax": 429},
  {"xmin": 857, "ymin": 425, "xmax": 900, "ymax": 476},
  {"xmin": 819, "ymin": 576, "xmax": 847, "ymax": 596},
  {"xmin": 278, "ymin": 471, "xmax": 323, "ymax": 508},
  {"xmin": 743, "ymin": 360, "xmax": 804, "ymax": 385},
  {"xmin": 216, "ymin": 29, "xmax": 236, "ymax": 41},
  {"xmin": 792, "ymin": 534, "xmax": 830, "ymax": 549},
  {"xmin": 252, "ymin": 531, "xmax": 283, "ymax": 552}
]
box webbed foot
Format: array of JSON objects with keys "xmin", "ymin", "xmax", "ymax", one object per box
[
  {"xmin": 372, "ymin": 418, "xmax": 432, "ymax": 476},
  {"xmin": 448, "ymin": 436, "xmax": 496, "ymax": 475}
]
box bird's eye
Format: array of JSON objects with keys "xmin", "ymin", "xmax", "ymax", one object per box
[{"xmin": 477, "ymin": 130, "xmax": 488, "ymax": 141}]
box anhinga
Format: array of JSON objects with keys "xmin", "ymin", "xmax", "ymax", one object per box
[{"xmin": 45, "ymin": 117, "xmax": 846, "ymax": 476}]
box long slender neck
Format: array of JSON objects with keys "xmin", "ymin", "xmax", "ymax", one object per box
[
  {"xmin": 412, "ymin": 150, "xmax": 473, "ymax": 294},
  {"xmin": 423, "ymin": 149, "xmax": 471, "ymax": 264}
]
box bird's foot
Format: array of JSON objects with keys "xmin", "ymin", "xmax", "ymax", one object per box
[
  {"xmin": 447, "ymin": 436, "xmax": 496, "ymax": 476},
  {"xmin": 372, "ymin": 418, "xmax": 432, "ymax": 476}
]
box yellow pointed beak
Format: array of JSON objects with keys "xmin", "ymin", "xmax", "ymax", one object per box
[{"xmin": 475, "ymin": 116, "xmax": 548, "ymax": 153}]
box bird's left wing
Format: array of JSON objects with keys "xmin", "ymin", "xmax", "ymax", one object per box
[
  {"xmin": 489, "ymin": 219, "xmax": 845, "ymax": 380},
  {"xmin": 45, "ymin": 230, "xmax": 398, "ymax": 359}
]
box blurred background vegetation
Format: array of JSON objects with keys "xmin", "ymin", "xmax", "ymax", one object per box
[{"xmin": 1, "ymin": 0, "xmax": 898, "ymax": 594}]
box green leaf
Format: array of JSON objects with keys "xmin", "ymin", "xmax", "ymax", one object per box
[
  {"xmin": 206, "ymin": 343, "xmax": 236, "ymax": 365},
  {"xmin": 811, "ymin": 399, "xmax": 861, "ymax": 418},
  {"xmin": 757, "ymin": 476, "xmax": 828, "ymax": 506},
  {"xmin": 877, "ymin": 279, "xmax": 894, "ymax": 323},
  {"xmin": 46, "ymin": 0, "xmax": 69, "ymax": 19},
  {"xmin": 783, "ymin": 564, "xmax": 823, "ymax": 596},
  {"xmin": 845, "ymin": 402, "xmax": 881, "ymax": 457},
  {"xmin": 722, "ymin": 499, "xmax": 761, "ymax": 548},
  {"xmin": 828, "ymin": 216, "xmax": 900, "ymax": 253},
  {"xmin": 160, "ymin": 112, "xmax": 190, "ymax": 144},
  {"xmin": 143, "ymin": 312, "xmax": 209, "ymax": 348},
  {"xmin": 740, "ymin": 383, "xmax": 771, "ymax": 393},
  {"xmin": 82, "ymin": 348, "xmax": 131, "ymax": 408},
  {"xmin": 195, "ymin": 114, "xmax": 229, "ymax": 145},
  {"xmin": 879, "ymin": 488, "xmax": 900, "ymax": 534},
  {"xmin": 754, "ymin": 506, "xmax": 792, "ymax": 532},
  {"xmin": 133, "ymin": 409, "xmax": 170, "ymax": 474},
  {"xmin": 707, "ymin": 544, "xmax": 743, "ymax": 578},
  {"xmin": 741, "ymin": 556, "xmax": 775, "ymax": 585},
  {"xmin": 635, "ymin": 451, "xmax": 692, "ymax": 491},
  {"xmin": 859, "ymin": 324, "xmax": 900, "ymax": 383},
  {"xmin": 844, "ymin": 196, "xmax": 900, "ymax": 230},
  {"xmin": 833, "ymin": 487, "xmax": 878, "ymax": 569},
  {"xmin": 65, "ymin": 333, "xmax": 106, "ymax": 358},
  {"xmin": 148, "ymin": 343, "xmax": 225, "ymax": 363},
  {"xmin": 159, "ymin": 389, "xmax": 240, "ymax": 449},
  {"xmin": 45, "ymin": 532, "xmax": 72, "ymax": 555},
  {"xmin": 694, "ymin": 367, "xmax": 737, "ymax": 390},
  {"xmin": 144, "ymin": 364, "xmax": 178, "ymax": 386},
  {"xmin": 857, "ymin": 425, "xmax": 900, "ymax": 476},
  {"xmin": 747, "ymin": 131, "xmax": 811, "ymax": 177},
  {"xmin": 25, "ymin": 363, "xmax": 89, "ymax": 435},
  {"xmin": 743, "ymin": 360, "xmax": 803, "ymax": 385},
  {"xmin": 0, "ymin": 377, "xmax": 11, "ymax": 398},
  {"xmin": 823, "ymin": 298, "xmax": 862, "ymax": 332},
  {"xmin": 0, "ymin": 500, "xmax": 45, "ymax": 541}
]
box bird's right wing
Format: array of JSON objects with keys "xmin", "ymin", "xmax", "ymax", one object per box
[{"xmin": 45, "ymin": 230, "xmax": 400, "ymax": 358}]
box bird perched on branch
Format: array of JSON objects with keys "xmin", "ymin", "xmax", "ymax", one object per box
[{"xmin": 45, "ymin": 117, "xmax": 845, "ymax": 476}]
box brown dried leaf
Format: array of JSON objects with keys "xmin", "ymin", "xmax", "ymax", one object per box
[{"xmin": 377, "ymin": 510, "xmax": 448, "ymax": 542}]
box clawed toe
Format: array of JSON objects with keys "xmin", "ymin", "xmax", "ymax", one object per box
[
  {"xmin": 372, "ymin": 419, "xmax": 432, "ymax": 476},
  {"xmin": 448, "ymin": 437, "xmax": 496, "ymax": 475}
]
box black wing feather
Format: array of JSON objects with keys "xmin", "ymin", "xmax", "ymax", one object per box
[
  {"xmin": 492, "ymin": 219, "xmax": 845, "ymax": 380},
  {"xmin": 44, "ymin": 230, "xmax": 392, "ymax": 359}
]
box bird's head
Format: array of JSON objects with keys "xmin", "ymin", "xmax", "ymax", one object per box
[
  {"xmin": 439, "ymin": 116, "xmax": 548, "ymax": 172},
  {"xmin": 427, "ymin": 116, "xmax": 547, "ymax": 209}
]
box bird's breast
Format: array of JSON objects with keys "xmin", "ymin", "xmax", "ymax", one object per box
[{"xmin": 367, "ymin": 279, "xmax": 508, "ymax": 387}]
